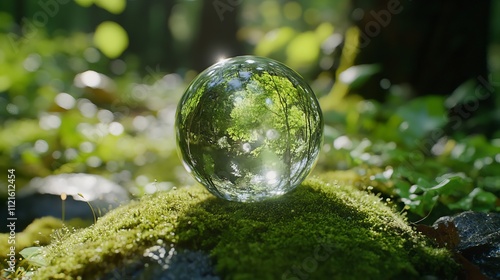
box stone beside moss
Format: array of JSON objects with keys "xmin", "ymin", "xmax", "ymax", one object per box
[{"xmin": 33, "ymin": 177, "xmax": 457, "ymax": 279}]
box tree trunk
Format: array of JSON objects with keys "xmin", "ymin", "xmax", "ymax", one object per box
[
  {"xmin": 351, "ymin": 0, "xmax": 490, "ymax": 99},
  {"xmin": 191, "ymin": 1, "xmax": 243, "ymax": 72}
]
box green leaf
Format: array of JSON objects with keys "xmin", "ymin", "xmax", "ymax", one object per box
[
  {"xmin": 430, "ymin": 175, "xmax": 469, "ymax": 195},
  {"xmin": 395, "ymin": 166, "xmax": 428, "ymax": 185},
  {"xmin": 94, "ymin": 21, "xmax": 129, "ymax": 59},
  {"xmin": 444, "ymin": 79, "xmax": 477, "ymax": 109},
  {"xmin": 395, "ymin": 96, "xmax": 447, "ymax": 140},
  {"xmin": 394, "ymin": 180, "xmax": 411, "ymax": 199},
  {"xmin": 407, "ymin": 192, "xmax": 439, "ymax": 217},
  {"xmin": 473, "ymin": 190, "xmax": 498, "ymax": 211},
  {"xmin": 416, "ymin": 177, "xmax": 433, "ymax": 190},
  {"xmin": 480, "ymin": 176, "xmax": 500, "ymax": 192},
  {"xmin": 449, "ymin": 188, "xmax": 498, "ymax": 211},
  {"xmin": 20, "ymin": 247, "xmax": 47, "ymax": 267},
  {"xmin": 338, "ymin": 64, "xmax": 381, "ymax": 89}
]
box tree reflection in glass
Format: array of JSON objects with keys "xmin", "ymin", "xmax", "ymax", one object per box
[{"xmin": 176, "ymin": 56, "xmax": 323, "ymax": 202}]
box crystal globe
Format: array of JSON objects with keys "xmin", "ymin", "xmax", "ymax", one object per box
[{"xmin": 176, "ymin": 56, "xmax": 323, "ymax": 202}]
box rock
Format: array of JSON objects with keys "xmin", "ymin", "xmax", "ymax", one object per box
[
  {"xmin": 1, "ymin": 173, "xmax": 129, "ymax": 231},
  {"xmin": 102, "ymin": 246, "xmax": 219, "ymax": 280},
  {"xmin": 433, "ymin": 211, "xmax": 500, "ymax": 279}
]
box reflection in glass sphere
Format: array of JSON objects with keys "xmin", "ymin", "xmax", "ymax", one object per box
[{"xmin": 176, "ymin": 56, "xmax": 323, "ymax": 202}]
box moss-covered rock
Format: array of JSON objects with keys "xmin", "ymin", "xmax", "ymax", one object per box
[{"xmin": 33, "ymin": 177, "xmax": 457, "ymax": 279}]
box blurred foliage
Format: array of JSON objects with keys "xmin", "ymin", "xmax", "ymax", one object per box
[
  {"xmin": 316, "ymin": 90, "xmax": 500, "ymax": 221},
  {"xmin": 0, "ymin": 0, "xmax": 499, "ymax": 224},
  {"xmin": 93, "ymin": 21, "xmax": 128, "ymax": 59},
  {"xmin": 0, "ymin": 12, "xmax": 190, "ymax": 196},
  {"xmin": 75, "ymin": 0, "xmax": 126, "ymax": 14}
]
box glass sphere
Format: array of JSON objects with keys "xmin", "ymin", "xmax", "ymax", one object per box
[{"xmin": 176, "ymin": 56, "xmax": 323, "ymax": 202}]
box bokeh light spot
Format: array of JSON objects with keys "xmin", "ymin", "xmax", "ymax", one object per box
[
  {"xmin": 109, "ymin": 122, "xmax": 124, "ymax": 136},
  {"xmin": 34, "ymin": 140, "xmax": 49, "ymax": 153},
  {"xmin": 55, "ymin": 93, "xmax": 76, "ymax": 110},
  {"xmin": 23, "ymin": 53, "xmax": 42, "ymax": 72},
  {"xmin": 39, "ymin": 114, "xmax": 62, "ymax": 130}
]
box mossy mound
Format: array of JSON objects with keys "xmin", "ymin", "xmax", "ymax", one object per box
[{"xmin": 34, "ymin": 177, "xmax": 456, "ymax": 279}]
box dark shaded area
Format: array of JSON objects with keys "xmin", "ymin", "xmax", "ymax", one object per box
[
  {"xmin": 191, "ymin": 1, "xmax": 244, "ymax": 72},
  {"xmin": 351, "ymin": 0, "xmax": 490, "ymax": 99},
  {"xmin": 0, "ymin": 0, "xmax": 178, "ymax": 72},
  {"xmin": 349, "ymin": 0, "xmax": 497, "ymax": 136},
  {"xmin": 103, "ymin": 247, "xmax": 219, "ymax": 280},
  {"xmin": 117, "ymin": 0, "xmax": 176, "ymax": 71}
]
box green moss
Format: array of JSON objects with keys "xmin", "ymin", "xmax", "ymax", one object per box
[
  {"xmin": 0, "ymin": 217, "xmax": 63, "ymax": 259},
  {"xmin": 0, "ymin": 217, "xmax": 89, "ymax": 259},
  {"xmin": 34, "ymin": 177, "xmax": 457, "ymax": 279}
]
